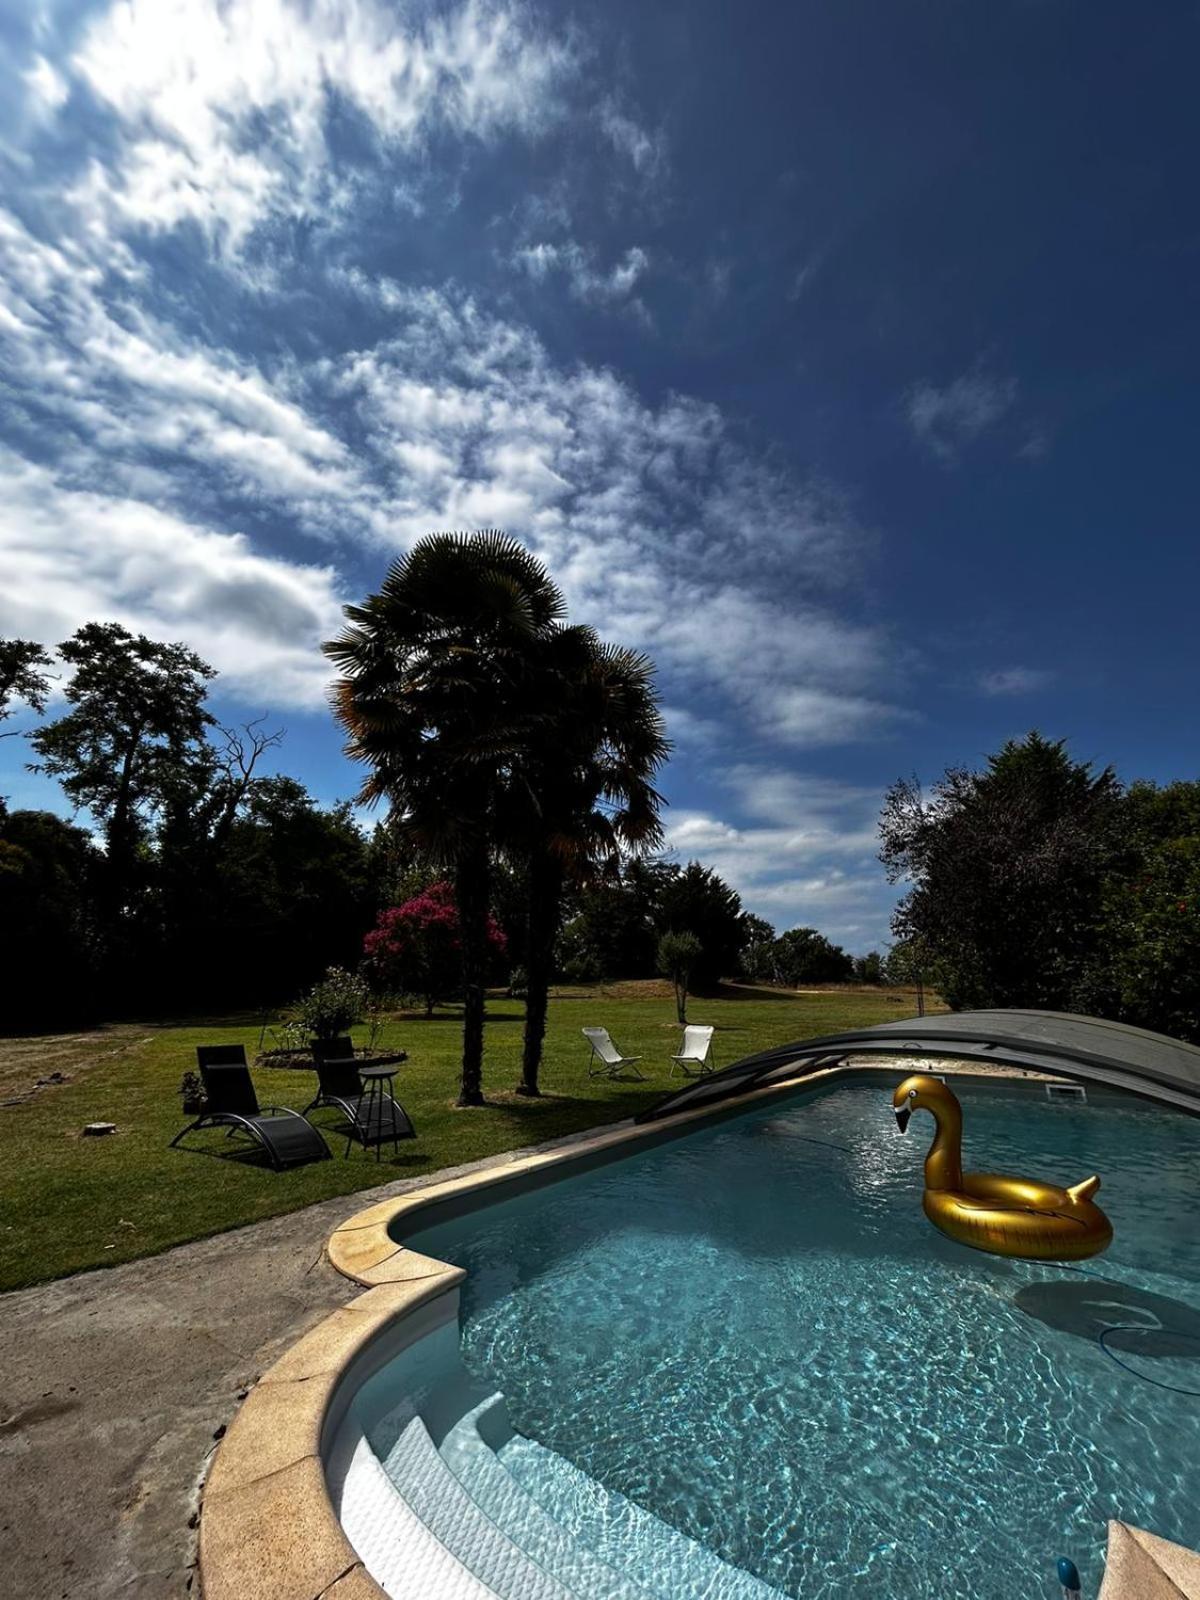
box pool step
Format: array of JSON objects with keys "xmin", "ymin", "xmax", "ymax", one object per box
[
  {"xmin": 498, "ymin": 1434, "xmax": 786, "ymax": 1600},
  {"xmin": 337, "ymin": 1433, "xmax": 495, "ymax": 1600},
  {"xmin": 440, "ymin": 1398, "xmax": 655, "ymax": 1600},
  {"xmin": 381, "ymin": 1415, "xmax": 574, "ymax": 1600}
]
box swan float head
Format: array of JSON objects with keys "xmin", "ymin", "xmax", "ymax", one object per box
[{"xmin": 892, "ymin": 1074, "xmax": 945, "ymax": 1135}]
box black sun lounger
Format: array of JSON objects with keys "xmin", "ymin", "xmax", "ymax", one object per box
[
  {"xmin": 306, "ymin": 1037, "xmax": 416, "ymax": 1156},
  {"xmin": 171, "ymin": 1044, "xmax": 331, "ymax": 1170}
]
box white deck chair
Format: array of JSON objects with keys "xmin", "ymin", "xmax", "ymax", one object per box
[
  {"xmin": 582, "ymin": 1027, "xmax": 646, "ymax": 1081},
  {"xmin": 670, "ymin": 1024, "xmax": 715, "ymax": 1078}
]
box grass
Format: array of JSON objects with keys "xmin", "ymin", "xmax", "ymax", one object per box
[{"xmin": 0, "ymin": 981, "xmax": 940, "ymax": 1292}]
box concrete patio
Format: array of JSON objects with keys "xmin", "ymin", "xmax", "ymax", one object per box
[{"xmin": 0, "ymin": 1130, "xmax": 616, "ymax": 1600}]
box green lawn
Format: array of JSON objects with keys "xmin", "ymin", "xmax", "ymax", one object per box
[{"xmin": 0, "ymin": 983, "xmax": 938, "ymax": 1292}]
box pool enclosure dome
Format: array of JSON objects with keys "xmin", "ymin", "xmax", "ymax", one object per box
[{"xmin": 638, "ymin": 1008, "xmax": 1200, "ymax": 1122}]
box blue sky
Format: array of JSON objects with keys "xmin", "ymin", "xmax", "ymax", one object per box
[{"xmin": 1, "ymin": 0, "xmax": 1197, "ymax": 952}]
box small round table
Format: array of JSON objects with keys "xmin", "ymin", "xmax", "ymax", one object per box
[{"xmin": 358, "ymin": 1064, "xmax": 401, "ymax": 1162}]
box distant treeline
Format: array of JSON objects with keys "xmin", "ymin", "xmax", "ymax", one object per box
[{"xmin": 0, "ymin": 628, "xmax": 875, "ymax": 1032}]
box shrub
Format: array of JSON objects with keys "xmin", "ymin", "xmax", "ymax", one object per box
[
  {"xmin": 363, "ymin": 881, "xmax": 506, "ymax": 1017},
  {"xmin": 561, "ymin": 951, "xmax": 601, "ymax": 985},
  {"xmin": 296, "ymin": 966, "xmax": 369, "ymax": 1042}
]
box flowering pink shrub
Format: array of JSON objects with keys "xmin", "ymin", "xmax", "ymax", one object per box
[{"xmin": 364, "ymin": 881, "xmax": 506, "ymax": 1015}]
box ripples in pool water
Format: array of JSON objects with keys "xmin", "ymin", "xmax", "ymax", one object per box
[{"xmin": 406, "ymin": 1080, "xmax": 1200, "ymax": 1599}]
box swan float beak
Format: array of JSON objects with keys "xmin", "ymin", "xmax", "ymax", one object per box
[{"xmin": 894, "ymin": 1106, "xmax": 911, "ymax": 1134}]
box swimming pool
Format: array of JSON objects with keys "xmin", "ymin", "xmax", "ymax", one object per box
[{"xmin": 388, "ymin": 1077, "xmax": 1200, "ymax": 1600}]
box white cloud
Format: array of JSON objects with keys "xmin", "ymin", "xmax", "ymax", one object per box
[
  {"xmin": 513, "ymin": 240, "xmax": 651, "ymax": 305},
  {"xmin": 0, "ymin": 180, "xmax": 909, "ymax": 739},
  {"xmin": 0, "ymin": 207, "xmax": 360, "ymax": 531},
  {"xmin": 762, "ymin": 687, "xmax": 915, "ymax": 747},
  {"xmin": 323, "ymin": 280, "xmax": 908, "ymax": 747},
  {"xmin": 0, "ymin": 453, "xmax": 347, "ymax": 706},
  {"xmin": 906, "ymin": 367, "xmax": 1017, "ymax": 462},
  {"xmin": 64, "ymin": 0, "xmax": 576, "ymax": 251},
  {"xmin": 978, "ymin": 665, "xmax": 1052, "ymax": 696},
  {"xmin": 661, "ymin": 766, "xmax": 896, "ymax": 949},
  {"xmin": 786, "ymin": 258, "xmax": 820, "ymax": 303},
  {"xmin": 598, "ymin": 97, "xmax": 666, "ymax": 179},
  {"xmin": 22, "ymin": 54, "xmax": 69, "ymax": 117},
  {"xmin": 722, "ymin": 766, "xmax": 882, "ymax": 832}
]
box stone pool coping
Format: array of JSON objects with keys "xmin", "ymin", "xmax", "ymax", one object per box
[{"xmin": 198, "ymin": 1060, "xmax": 1200, "ymax": 1600}]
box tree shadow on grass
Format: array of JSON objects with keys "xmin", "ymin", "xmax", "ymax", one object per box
[{"xmin": 468, "ymin": 1085, "xmax": 661, "ymax": 1133}]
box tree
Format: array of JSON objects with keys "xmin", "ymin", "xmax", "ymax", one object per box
[
  {"xmin": 770, "ymin": 926, "xmax": 854, "ymax": 986},
  {"xmin": 880, "ymin": 732, "xmax": 1122, "ymax": 1011},
  {"xmin": 0, "ymin": 807, "xmax": 101, "ymax": 1028},
  {"xmin": 653, "ymin": 862, "xmax": 744, "ymax": 988},
  {"xmin": 852, "ymin": 950, "xmax": 884, "ymax": 985},
  {"xmin": 207, "ymin": 777, "xmax": 374, "ymax": 1005},
  {"xmin": 1087, "ymin": 838, "xmax": 1200, "ymax": 1039},
  {"xmin": 556, "ymin": 877, "xmax": 657, "ymax": 981},
  {"xmin": 737, "ymin": 914, "xmax": 776, "ymax": 981},
  {"xmin": 658, "ymin": 929, "xmax": 703, "ymax": 1023},
  {"xmin": 325, "ymin": 532, "xmax": 567, "ymax": 1106},
  {"xmin": 1079, "ymin": 779, "xmax": 1200, "ymax": 1039},
  {"xmin": 512, "ymin": 629, "xmax": 667, "ymax": 1096},
  {"xmin": 28, "ymin": 623, "xmax": 216, "ymax": 937},
  {"xmin": 153, "ymin": 717, "xmax": 284, "ymax": 982},
  {"xmin": 363, "ymin": 881, "xmax": 506, "ymax": 1017},
  {"xmin": 882, "ymin": 935, "xmax": 940, "ymax": 991},
  {"xmin": 0, "ymin": 639, "xmax": 53, "ymax": 736}
]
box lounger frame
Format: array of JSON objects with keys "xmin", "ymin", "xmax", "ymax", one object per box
[
  {"xmin": 171, "ymin": 1046, "xmax": 331, "ymax": 1170},
  {"xmin": 305, "ymin": 1039, "xmax": 416, "ymax": 1157}
]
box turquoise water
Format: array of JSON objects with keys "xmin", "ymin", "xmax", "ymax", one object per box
[{"xmin": 405, "ymin": 1080, "xmax": 1200, "ymax": 1599}]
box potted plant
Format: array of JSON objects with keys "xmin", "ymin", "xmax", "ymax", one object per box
[
  {"xmin": 296, "ymin": 967, "xmax": 369, "ymax": 1048},
  {"xmin": 179, "ymin": 1070, "xmax": 206, "ymax": 1115}
]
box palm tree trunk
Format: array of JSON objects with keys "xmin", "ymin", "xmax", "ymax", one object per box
[
  {"xmin": 455, "ymin": 844, "xmax": 490, "ymax": 1106},
  {"xmin": 518, "ymin": 850, "xmax": 562, "ymax": 1096}
]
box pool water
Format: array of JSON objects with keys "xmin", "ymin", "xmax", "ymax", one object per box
[{"xmin": 405, "ymin": 1080, "xmax": 1200, "ymax": 1599}]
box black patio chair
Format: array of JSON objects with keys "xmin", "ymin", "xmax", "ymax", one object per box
[
  {"xmin": 306, "ymin": 1037, "xmax": 416, "ymax": 1156},
  {"xmin": 170, "ymin": 1045, "xmax": 331, "ymax": 1170}
]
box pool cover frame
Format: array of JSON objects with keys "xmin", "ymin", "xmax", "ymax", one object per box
[{"xmin": 636, "ymin": 1008, "xmax": 1200, "ymax": 1124}]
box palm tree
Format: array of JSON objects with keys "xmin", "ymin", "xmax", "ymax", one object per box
[
  {"xmin": 511, "ymin": 629, "xmax": 669, "ymax": 1097},
  {"xmin": 324, "ymin": 532, "xmax": 566, "ymax": 1106}
]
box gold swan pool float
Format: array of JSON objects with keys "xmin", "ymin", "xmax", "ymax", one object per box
[{"xmin": 892, "ymin": 1074, "xmax": 1113, "ymax": 1261}]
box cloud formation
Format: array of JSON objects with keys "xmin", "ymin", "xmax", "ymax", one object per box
[
  {"xmin": 906, "ymin": 367, "xmax": 1017, "ymax": 462},
  {"xmin": 329, "ymin": 280, "xmax": 907, "ymax": 745},
  {"xmin": 69, "ymin": 0, "xmax": 575, "ymax": 250},
  {"xmin": 513, "ymin": 241, "xmax": 651, "ymax": 307},
  {"xmin": 663, "ymin": 766, "xmax": 894, "ymax": 949},
  {"xmin": 0, "ymin": 452, "xmax": 346, "ymax": 706},
  {"xmin": 0, "ymin": 0, "xmax": 913, "ymax": 774}
]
